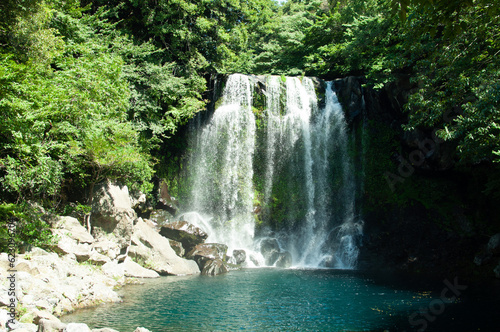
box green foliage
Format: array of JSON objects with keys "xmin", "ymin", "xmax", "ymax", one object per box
[
  {"xmin": 1, "ymin": 0, "xmax": 499, "ymax": 247},
  {"xmin": 400, "ymin": 0, "xmax": 500, "ymax": 164},
  {"xmin": 62, "ymin": 202, "xmax": 92, "ymax": 220},
  {"xmin": 0, "ymin": 203, "xmax": 56, "ymax": 252}
]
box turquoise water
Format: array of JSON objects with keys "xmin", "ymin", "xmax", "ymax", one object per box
[{"xmin": 61, "ymin": 268, "xmax": 499, "ymax": 331}]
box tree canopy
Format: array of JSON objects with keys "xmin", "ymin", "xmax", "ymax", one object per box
[{"xmin": 1, "ymin": 0, "xmax": 499, "ymax": 245}]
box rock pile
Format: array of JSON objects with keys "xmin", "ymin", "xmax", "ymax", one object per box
[{"xmin": 0, "ymin": 180, "xmax": 243, "ymax": 332}]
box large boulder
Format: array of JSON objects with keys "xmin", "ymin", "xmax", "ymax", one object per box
[
  {"xmin": 159, "ymin": 221, "xmax": 208, "ymax": 252},
  {"xmin": 230, "ymin": 250, "xmax": 247, "ymax": 265},
  {"xmin": 91, "ymin": 239, "xmax": 122, "ymax": 261},
  {"xmin": 37, "ymin": 318, "xmax": 67, "ymax": 332},
  {"xmin": 122, "ymin": 258, "xmax": 159, "ymax": 278},
  {"xmin": 474, "ymin": 233, "xmax": 500, "ymax": 267},
  {"xmin": 0, "ymin": 309, "xmax": 9, "ymax": 330},
  {"xmin": 149, "ymin": 210, "xmax": 172, "ymax": 228},
  {"xmin": 129, "ymin": 219, "xmax": 200, "ymax": 275},
  {"xmin": 53, "ymin": 216, "xmax": 94, "ymax": 244},
  {"xmin": 186, "ymin": 243, "xmax": 229, "ymax": 276},
  {"xmin": 186, "ymin": 243, "xmax": 228, "ymax": 261},
  {"xmin": 27, "ymin": 308, "xmax": 59, "ymax": 325},
  {"xmin": 51, "ymin": 234, "xmax": 91, "ymax": 263},
  {"xmin": 91, "ymin": 182, "xmax": 137, "ymax": 252},
  {"xmin": 201, "ymin": 259, "xmax": 228, "ymax": 276},
  {"xmin": 258, "ymin": 238, "xmax": 292, "ymax": 267},
  {"xmin": 168, "ymin": 240, "xmax": 185, "ymax": 257},
  {"xmin": 259, "ymin": 238, "xmax": 281, "ymax": 266},
  {"xmin": 51, "ymin": 216, "xmax": 94, "ymax": 263},
  {"xmin": 10, "ymin": 322, "xmax": 37, "ymax": 331}
]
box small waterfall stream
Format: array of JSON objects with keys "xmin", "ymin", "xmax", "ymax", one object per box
[{"xmin": 182, "ymin": 74, "xmax": 362, "ymax": 269}]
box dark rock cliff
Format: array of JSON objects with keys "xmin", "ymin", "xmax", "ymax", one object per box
[{"xmin": 335, "ymin": 76, "xmax": 500, "ymax": 280}]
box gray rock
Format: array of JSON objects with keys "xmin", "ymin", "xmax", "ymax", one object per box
[
  {"xmin": 259, "ymin": 238, "xmax": 288, "ymax": 266},
  {"xmin": 231, "ymin": 250, "xmax": 246, "ymax": 265},
  {"xmin": 63, "ymin": 323, "xmax": 91, "ymax": 332},
  {"xmin": 168, "ymin": 240, "xmax": 185, "ymax": 257},
  {"xmin": 26, "ymin": 309, "xmax": 60, "ymax": 325},
  {"xmin": 129, "ymin": 219, "xmax": 200, "ymax": 276},
  {"xmin": 15, "ymin": 261, "xmax": 41, "ymax": 275},
  {"xmin": 88, "ymin": 252, "xmax": 111, "ymax": 266},
  {"xmin": 156, "ymin": 179, "xmax": 178, "ymax": 216},
  {"xmin": 11, "ymin": 323, "xmax": 37, "ymax": 332},
  {"xmin": 0, "ymin": 290, "xmax": 9, "ymax": 307},
  {"xmin": 186, "ymin": 243, "xmax": 229, "ymax": 274},
  {"xmin": 27, "ymin": 248, "xmax": 50, "ymax": 256},
  {"xmin": 53, "ymin": 216, "xmax": 94, "ymax": 244},
  {"xmin": 131, "ymin": 192, "xmax": 147, "ymax": 210},
  {"xmin": 201, "ymin": 259, "xmax": 228, "ymax": 276},
  {"xmin": 122, "ymin": 258, "xmax": 159, "ymax": 278},
  {"xmin": 159, "ymin": 221, "xmax": 208, "ymax": 252},
  {"xmin": 149, "ymin": 210, "xmax": 172, "ymax": 227},
  {"xmin": 51, "ymin": 233, "xmax": 91, "ymax": 262},
  {"xmin": 37, "ymin": 319, "xmax": 67, "ymax": 332},
  {"xmin": 91, "ymin": 239, "xmax": 122, "ymax": 261},
  {"xmin": 186, "ymin": 243, "xmax": 228, "ymax": 261},
  {"xmin": 91, "ymin": 181, "xmax": 136, "ymax": 252},
  {"xmin": 101, "ymin": 261, "xmax": 125, "ymax": 279}
]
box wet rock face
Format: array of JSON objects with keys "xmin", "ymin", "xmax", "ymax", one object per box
[
  {"xmin": 259, "ymin": 238, "xmax": 281, "ymax": 266},
  {"xmin": 169, "ymin": 240, "xmax": 185, "ymax": 257},
  {"xmin": 201, "ymin": 258, "xmax": 228, "ymax": 276},
  {"xmin": 259, "ymin": 238, "xmax": 292, "ymax": 268},
  {"xmin": 231, "ymin": 250, "xmax": 247, "ymax": 265},
  {"xmin": 186, "ymin": 243, "xmax": 229, "ymax": 275},
  {"xmin": 149, "ymin": 210, "xmax": 172, "ymax": 228},
  {"xmin": 159, "ymin": 221, "xmax": 208, "ymax": 252},
  {"xmin": 187, "ymin": 243, "xmax": 228, "ymax": 261}
]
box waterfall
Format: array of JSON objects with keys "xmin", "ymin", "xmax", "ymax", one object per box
[
  {"xmin": 182, "ymin": 74, "xmax": 362, "ymax": 269},
  {"xmin": 186, "ymin": 74, "xmax": 256, "ymax": 252}
]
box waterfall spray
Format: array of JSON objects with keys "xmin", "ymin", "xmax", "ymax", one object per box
[{"xmin": 183, "ymin": 75, "xmax": 362, "ymax": 269}]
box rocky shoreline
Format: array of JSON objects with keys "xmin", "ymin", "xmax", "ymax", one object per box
[{"xmin": 0, "ymin": 181, "xmax": 253, "ymax": 332}]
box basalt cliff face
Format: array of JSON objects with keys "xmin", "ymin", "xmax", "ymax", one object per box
[{"xmin": 336, "ymin": 75, "xmax": 500, "ymax": 279}]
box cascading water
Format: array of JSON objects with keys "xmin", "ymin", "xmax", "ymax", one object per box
[
  {"xmin": 182, "ymin": 74, "xmax": 362, "ymax": 269},
  {"xmin": 185, "ymin": 74, "xmax": 256, "ymax": 253}
]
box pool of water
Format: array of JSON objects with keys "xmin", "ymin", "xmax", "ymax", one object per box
[{"xmin": 61, "ymin": 268, "xmax": 500, "ymax": 331}]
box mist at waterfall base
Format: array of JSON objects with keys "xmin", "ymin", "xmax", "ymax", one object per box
[{"xmin": 181, "ymin": 74, "xmax": 363, "ymax": 269}]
